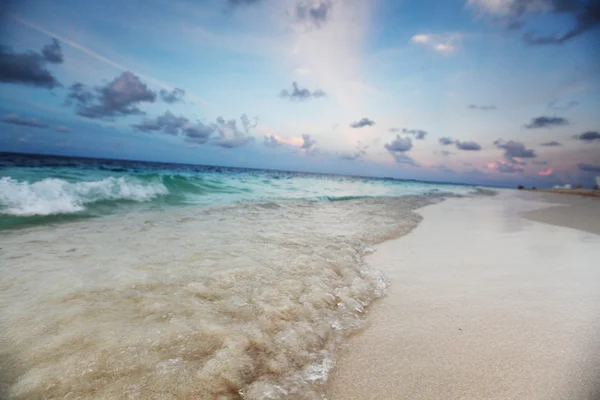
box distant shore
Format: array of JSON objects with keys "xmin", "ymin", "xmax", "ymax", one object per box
[
  {"xmin": 531, "ymin": 189, "xmax": 600, "ymax": 199},
  {"xmin": 326, "ymin": 191, "xmax": 600, "ymax": 400}
]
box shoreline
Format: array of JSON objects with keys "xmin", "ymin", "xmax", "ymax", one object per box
[
  {"xmin": 528, "ymin": 189, "xmax": 600, "ymax": 199},
  {"xmin": 326, "ymin": 191, "xmax": 600, "ymax": 399}
]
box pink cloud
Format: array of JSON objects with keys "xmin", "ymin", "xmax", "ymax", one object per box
[{"xmin": 539, "ymin": 168, "xmax": 554, "ymax": 176}]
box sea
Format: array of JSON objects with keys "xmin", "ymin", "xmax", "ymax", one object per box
[{"xmin": 0, "ymin": 152, "xmax": 482, "ymax": 399}]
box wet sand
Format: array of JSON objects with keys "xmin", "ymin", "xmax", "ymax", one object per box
[{"xmin": 326, "ymin": 191, "xmax": 600, "ymax": 400}]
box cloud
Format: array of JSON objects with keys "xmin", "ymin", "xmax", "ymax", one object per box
[
  {"xmin": 384, "ymin": 135, "xmax": 417, "ymax": 165},
  {"xmin": 440, "ymin": 150, "xmax": 454, "ymax": 156},
  {"xmin": 295, "ymin": 0, "xmax": 334, "ymax": 28},
  {"xmin": 548, "ymin": 100, "xmax": 578, "ymax": 111},
  {"xmin": 467, "ymin": 0, "xmax": 600, "ymax": 45},
  {"xmin": 264, "ymin": 135, "xmax": 281, "ymax": 147},
  {"xmin": 1, "ymin": 113, "xmax": 47, "ymax": 128},
  {"xmin": 159, "ymin": 88, "xmax": 185, "ymax": 104},
  {"xmin": 578, "ymin": 163, "xmax": 600, "ymax": 172},
  {"xmin": 211, "ymin": 114, "xmax": 256, "ymax": 148},
  {"xmin": 133, "ymin": 111, "xmax": 189, "ymax": 135},
  {"xmin": 468, "ymin": 104, "xmax": 497, "ymax": 110},
  {"xmin": 55, "ymin": 125, "xmax": 71, "ymax": 133},
  {"xmin": 494, "ymin": 139, "xmax": 537, "ymax": 161},
  {"xmin": 350, "ymin": 117, "xmax": 376, "ymax": 128},
  {"xmin": 456, "ymin": 140, "xmax": 482, "ymax": 151},
  {"xmin": 0, "ymin": 38, "xmax": 63, "ymax": 88},
  {"xmin": 402, "ymin": 128, "xmax": 427, "ymax": 140},
  {"xmin": 439, "ymin": 137, "xmax": 455, "ymax": 145},
  {"xmin": 300, "ymin": 133, "xmax": 316, "ymax": 150},
  {"xmin": 184, "ymin": 123, "xmax": 215, "ymax": 144},
  {"xmin": 133, "ymin": 112, "xmax": 256, "ymax": 146},
  {"xmin": 538, "ymin": 168, "xmax": 554, "ymax": 176},
  {"xmin": 385, "ymin": 136, "xmax": 413, "ymax": 153},
  {"xmin": 66, "ymin": 71, "xmax": 157, "ymax": 119},
  {"xmin": 41, "ymin": 38, "xmax": 63, "ymax": 63},
  {"xmin": 410, "ymin": 33, "xmax": 462, "ymax": 54},
  {"xmin": 340, "ymin": 142, "xmax": 368, "ymax": 161},
  {"xmin": 488, "ymin": 160, "xmax": 524, "ymax": 174},
  {"xmin": 524, "ymin": 116, "xmax": 569, "ymax": 129},
  {"xmin": 532, "ymin": 160, "xmax": 548, "ymax": 165},
  {"xmin": 133, "ymin": 111, "xmax": 216, "ymax": 143},
  {"xmin": 573, "ymin": 131, "xmax": 600, "ymax": 142},
  {"xmin": 280, "ymin": 82, "xmax": 327, "ymax": 101},
  {"xmin": 540, "ymin": 141, "xmax": 562, "ymax": 146}
]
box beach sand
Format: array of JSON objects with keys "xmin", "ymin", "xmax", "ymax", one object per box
[{"xmin": 326, "ymin": 190, "xmax": 600, "ymax": 400}]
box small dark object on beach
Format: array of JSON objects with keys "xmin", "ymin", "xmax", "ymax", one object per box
[
  {"xmin": 595, "ymin": 185, "xmax": 599, "ymax": 191},
  {"xmin": 518, "ymin": 185, "xmax": 524, "ymax": 190},
  {"xmin": 532, "ymin": 187, "xmax": 537, "ymax": 191},
  {"xmin": 575, "ymin": 184, "xmax": 584, "ymax": 189}
]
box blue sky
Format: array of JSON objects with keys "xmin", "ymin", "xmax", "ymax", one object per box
[{"xmin": 1, "ymin": 0, "xmax": 599, "ymax": 187}]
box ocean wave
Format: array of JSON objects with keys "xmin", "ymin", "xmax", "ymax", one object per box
[{"xmin": 0, "ymin": 176, "xmax": 169, "ymax": 216}]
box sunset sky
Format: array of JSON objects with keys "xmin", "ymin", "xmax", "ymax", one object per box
[{"xmin": 1, "ymin": 0, "xmax": 599, "ymax": 187}]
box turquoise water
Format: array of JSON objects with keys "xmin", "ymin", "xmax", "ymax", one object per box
[
  {"xmin": 1, "ymin": 153, "xmax": 484, "ymax": 399},
  {"xmin": 0, "ymin": 152, "xmax": 474, "ymax": 229}
]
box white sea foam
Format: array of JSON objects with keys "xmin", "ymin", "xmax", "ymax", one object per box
[
  {"xmin": 0, "ymin": 194, "xmax": 443, "ymax": 400},
  {"xmin": 0, "ymin": 177, "xmax": 168, "ymax": 216}
]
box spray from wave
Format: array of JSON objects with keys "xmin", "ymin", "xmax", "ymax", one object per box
[{"xmin": 0, "ymin": 177, "xmax": 169, "ymax": 216}]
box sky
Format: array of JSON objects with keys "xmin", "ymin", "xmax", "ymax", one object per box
[{"xmin": 0, "ymin": 0, "xmax": 599, "ymax": 187}]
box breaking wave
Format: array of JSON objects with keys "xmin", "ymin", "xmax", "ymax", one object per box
[{"xmin": 0, "ymin": 176, "xmax": 169, "ymax": 216}]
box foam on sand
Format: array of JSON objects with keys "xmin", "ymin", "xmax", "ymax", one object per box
[{"xmin": 327, "ymin": 190, "xmax": 600, "ymax": 400}]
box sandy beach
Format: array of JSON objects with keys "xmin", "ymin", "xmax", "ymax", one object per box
[{"xmin": 326, "ymin": 190, "xmax": 600, "ymax": 400}]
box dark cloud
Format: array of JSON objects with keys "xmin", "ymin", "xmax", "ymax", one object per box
[
  {"xmin": 264, "ymin": 135, "xmax": 281, "ymax": 147},
  {"xmin": 468, "ymin": 104, "xmax": 497, "ymax": 110},
  {"xmin": 494, "ymin": 139, "xmax": 537, "ymax": 161},
  {"xmin": 532, "ymin": 160, "xmax": 549, "ymax": 165},
  {"xmin": 55, "ymin": 125, "xmax": 71, "ymax": 133},
  {"xmin": 300, "ymin": 134, "xmax": 316, "ymax": 149},
  {"xmin": 439, "ymin": 137, "xmax": 455, "ymax": 145},
  {"xmin": 184, "ymin": 123, "xmax": 215, "ymax": 144},
  {"xmin": 402, "ymin": 128, "xmax": 427, "ymax": 140},
  {"xmin": 548, "ymin": 100, "xmax": 578, "ymax": 111},
  {"xmin": 389, "ymin": 128, "xmax": 400, "ymax": 133},
  {"xmin": 578, "ymin": 163, "xmax": 600, "ymax": 172},
  {"xmin": 350, "ymin": 118, "xmax": 376, "ymax": 129},
  {"xmin": 455, "ymin": 140, "xmax": 482, "ymax": 151},
  {"xmin": 540, "ymin": 141, "xmax": 562, "ymax": 147},
  {"xmin": 41, "ymin": 39, "xmax": 63, "ymax": 63},
  {"xmin": 66, "ymin": 72, "xmax": 157, "ymax": 119},
  {"xmin": 133, "ymin": 111, "xmax": 189, "ymax": 135},
  {"xmin": 132, "ymin": 111, "xmax": 257, "ymax": 146},
  {"xmin": 384, "ymin": 135, "xmax": 415, "ymax": 164},
  {"xmin": 1, "ymin": 114, "xmax": 47, "ymax": 128},
  {"xmin": 522, "ymin": 0, "xmax": 600, "ymax": 45},
  {"xmin": 280, "ymin": 82, "xmax": 326, "ymax": 101},
  {"xmin": 159, "ymin": 88, "xmax": 185, "ymax": 104},
  {"xmin": 524, "ymin": 116, "xmax": 569, "ymax": 129},
  {"xmin": 573, "ymin": 131, "xmax": 600, "ymax": 141},
  {"xmin": 0, "ymin": 38, "xmax": 63, "ymax": 88},
  {"xmin": 295, "ymin": 0, "xmax": 333, "ymax": 27},
  {"xmin": 471, "ymin": 0, "xmax": 600, "ymax": 45}
]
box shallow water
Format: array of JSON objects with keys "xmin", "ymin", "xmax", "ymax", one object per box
[{"xmin": 0, "ymin": 153, "xmax": 479, "ymax": 399}]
